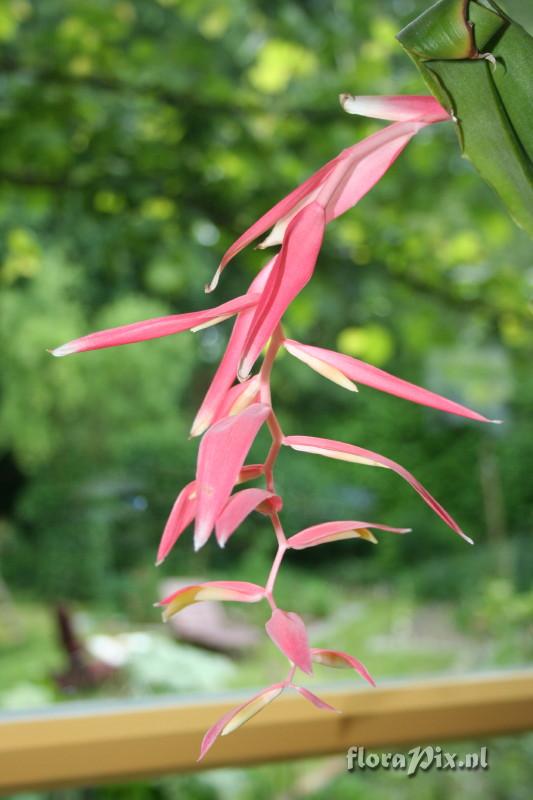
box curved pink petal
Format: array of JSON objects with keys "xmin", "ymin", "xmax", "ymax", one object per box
[
  {"xmin": 284, "ymin": 339, "xmax": 497, "ymax": 423},
  {"xmin": 311, "ymin": 648, "xmax": 376, "ymax": 687},
  {"xmin": 209, "ymin": 112, "xmax": 449, "ymax": 273},
  {"xmin": 293, "ymin": 685, "xmax": 339, "ymax": 713},
  {"xmin": 266, "ymin": 609, "xmax": 313, "ymax": 675},
  {"xmin": 198, "ymin": 683, "xmax": 284, "ymax": 761},
  {"xmin": 194, "ymin": 403, "xmax": 271, "ymax": 550},
  {"xmin": 283, "ymin": 435, "xmax": 472, "ymax": 544},
  {"xmin": 239, "ymin": 202, "xmax": 326, "ymax": 379},
  {"xmin": 156, "ymin": 579, "xmax": 265, "ymax": 621},
  {"xmin": 287, "ymin": 520, "xmax": 410, "ymax": 550},
  {"xmin": 324, "ymin": 121, "xmax": 427, "ymax": 224},
  {"xmin": 156, "ymin": 480, "xmax": 197, "ymax": 565},
  {"xmin": 191, "ymin": 260, "xmax": 275, "ymax": 437},
  {"xmin": 50, "ymin": 294, "xmax": 260, "ymax": 357},
  {"xmin": 216, "ymin": 488, "xmax": 280, "ymax": 547},
  {"xmin": 206, "ymin": 154, "xmax": 344, "ymax": 291},
  {"xmin": 261, "ymin": 122, "xmax": 428, "ymax": 249},
  {"xmin": 340, "ymin": 94, "xmax": 449, "ymax": 122}
]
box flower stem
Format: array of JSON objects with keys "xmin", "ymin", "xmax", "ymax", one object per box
[
  {"xmin": 264, "ymin": 412, "xmax": 284, "ymax": 493},
  {"xmin": 259, "ymin": 324, "xmax": 284, "ymax": 404},
  {"xmin": 259, "ymin": 324, "xmax": 285, "ymax": 493},
  {"xmin": 259, "ymin": 325, "xmax": 288, "ymax": 606},
  {"xmin": 265, "ymin": 537, "xmax": 287, "ymax": 607}
]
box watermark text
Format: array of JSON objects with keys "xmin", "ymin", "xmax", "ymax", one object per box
[{"xmin": 346, "ymin": 745, "xmax": 488, "ymax": 776}]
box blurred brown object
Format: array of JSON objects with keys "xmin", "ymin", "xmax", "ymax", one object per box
[
  {"xmin": 53, "ymin": 604, "xmax": 118, "ymax": 692},
  {"xmin": 159, "ymin": 578, "xmax": 260, "ymax": 655}
]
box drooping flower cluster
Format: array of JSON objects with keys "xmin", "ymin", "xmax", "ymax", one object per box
[{"xmin": 51, "ymin": 95, "xmax": 498, "ymax": 760}]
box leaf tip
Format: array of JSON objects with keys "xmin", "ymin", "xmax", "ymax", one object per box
[
  {"xmin": 190, "ymin": 414, "xmax": 211, "ymax": 438},
  {"xmin": 205, "ymin": 266, "xmax": 221, "ymax": 294},
  {"xmin": 49, "ymin": 344, "xmax": 74, "ymax": 357},
  {"xmin": 339, "ymin": 93, "xmax": 355, "ymax": 112}
]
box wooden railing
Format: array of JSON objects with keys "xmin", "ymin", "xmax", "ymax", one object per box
[{"xmin": 1, "ymin": 669, "xmax": 532, "ymax": 793}]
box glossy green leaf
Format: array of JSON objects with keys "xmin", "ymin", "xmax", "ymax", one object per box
[{"xmin": 397, "ymin": 0, "xmax": 533, "ymax": 237}]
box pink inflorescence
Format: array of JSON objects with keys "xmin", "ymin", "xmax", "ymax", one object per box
[{"xmin": 50, "ymin": 95, "xmax": 498, "ymax": 760}]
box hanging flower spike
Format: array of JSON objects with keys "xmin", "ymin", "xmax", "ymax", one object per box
[
  {"xmin": 265, "ymin": 609, "xmax": 313, "ymax": 675},
  {"xmin": 310, "ymin": 648, "xmax": 376, "ymax": 687},
  {"xmin": 283, "ymin": 339, "xmax": 500, "ymax": 423},
  {"xmin": 238, "ymin": 202, "xmax": 326, "ymax": 380},
  {"xmin": 215, "ymin": 488, "xmax": 281, "ymax": 547},
  {"xmin": 194, "ymin": 403, "xmax": 271, "ymax": 550},
  {"xmin": 49, "ymin": 294, "xmax": 260, "ymax": 357},
  {"xmin": 283, "ymin": 435, "xmax": 473, "ymax": 544},
  {"xmin": 47, "ymin": 4, "xmax": 503, "ymax": 757},
  {"xmin": 156, "ymin": 580, "xmax": 265, "ymax": 622},
  {"xmin": 287, "ymin": 520, "xmax": 410, "ymax": 550},
  {"xmin": 198, "ymin": 682, "xmax": 285, "ymax": 761},
  {"xmin": 191, "ymin": 259, "xmax": 276, "ymax": 437}
]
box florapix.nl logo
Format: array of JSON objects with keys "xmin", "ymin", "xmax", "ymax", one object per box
[{"xmin": 346, "ymin": 745, "xmax": 489, "ymax": 777}]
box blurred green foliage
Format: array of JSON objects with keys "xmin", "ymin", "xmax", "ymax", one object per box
[
  {"xmin": 0, "ymin": 0, "xmax": 531, "ymax": 618},
  {"xmin": 0, "ymin": 3, "xmax": 531, "ymax": 798}
]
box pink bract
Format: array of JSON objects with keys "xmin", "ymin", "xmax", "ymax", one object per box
[
  {"xmin": 266, "ymin": 609, "xmax": 313, "ymax": 675},
  {"xmin": 194, "ymin": 403, "xmax": 271, "ymax": 550}
]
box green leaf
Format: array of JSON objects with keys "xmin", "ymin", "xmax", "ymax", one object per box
[
  {"xmin": 397, "ymin": 0, "xmax": 533, "ymax": 237},
  {"xmin": 397, "ymin": 0, "xmax": 475, "ymax": 60}
]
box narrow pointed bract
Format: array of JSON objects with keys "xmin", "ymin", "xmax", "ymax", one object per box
[
  {"xmin": 198, "ymin": 683, "xmax": 285, "ymax": 761},
  {"xmin": 191, "ymin": 260, "xmax": 275, "ymax": 437},
  {"xmin": 339, "ymin": 94, "xmax": 449, "ymax": 122},
  {"xmin": 206, "ymin": 158, "xmax": 343, "ymax": 291},
  {"xmin": 311, "ymin": 648, "xmax": 376, "ymax": 687},
  {"xmin": 266, "ymin": 609, "xmax": 313, "ymax": 675},
  {"xmin": 321, "ymin": 121, "xmax": 430, "ymax": 225},
  {"xmin": 238, "ymin": 202, "xmax": 326, "ymax": 379},
  {"xmin": 215, "ymin": 488, "xmax": 280, "ymax": 547},
  {"xmin": 283, "ymin": 435, "xmax": 472, "ymax": 543},
  {"xmin": 156, "ymin": 480, "xmax": 197, "ymax": 566},
  {"xmin": 284, "ymin": 338, "xmax": 497, "ymax": 423},
  {"xmin": 194, "ymin": 403, "xmax": 271, "ymax": 550},
  {"xmin": 157, "ymin": 580, "xmax": 265, "ymax": 621},
  {"xmin": 287, "ymin": 520, "xmax": 410, "ymax": 550},
  {"xmin": 293, "ymin": 685, "xmax": 339, "ymax": 713},
  {"xmin": 50, "ymin": 294, "xmax": 260, "ymax": 357},
  {"xmin": 259, "ymin": 121, "xmax": 434, "ymax": 249}
]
